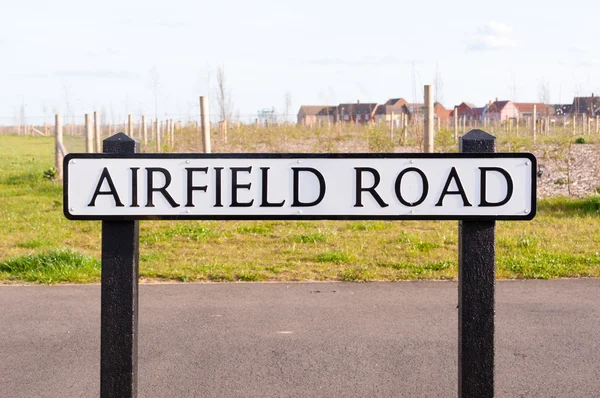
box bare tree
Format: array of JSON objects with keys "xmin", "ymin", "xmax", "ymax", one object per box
[
  {"xmin": 508, "ymin": 72, "xmax": 518, "ymax": 102},
  {"xmin": 19, "ymin": 101, "xmax": 26, "ymax": 135},
  {"xmin": 434, "ymin": 63, "xmax": 444, "ymax": 105},
  {"xmin": 214, "ymin": 65, "xmax": 234, "ymax": 122},
  {"xmin": 537, "ymin": 79, "xmax": 550, "ymax": 104},
  {"xmin": 149, "ymin": 67, "xmax": 160, "ymax": 120},
  {"xmin": 284, "ymin": 91, "xmax": 292, "ymax": 122}
]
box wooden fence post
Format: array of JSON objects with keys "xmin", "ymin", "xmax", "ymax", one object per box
[
  {"xmin": 127, "ymin": 114, "xmax": 133, "ymax": 138},
  {"xmin": 156, "ymin": 120, "xmax": 161, "ymax": 152},
  {"xmin": 151, "ymin": 119, "xmax": 156, "ymax": 143},
  {"xmin": 200, "ymin": 96, "xmax": 211, "ymax": 153},
  {"xmin": 532, "ymin": 105, "xmax": 537, "ymax": 143},
  {"xmin": 85, "ymin": 114, "xmax": 94, "ymax": 153},
  {"xmin": 170, "ymin": 119, "xmax": 174, "ymax": 147},
  {"xmin": 55, "ymin": 114, "xmax": 64, "ymax": 181},
  {"xmin": 454, "ymin": 108, "xmax": 459, "ymax": 143},
  {"xmin": 94, "ymin": 112, "xmax": 101, "ymax": 153},
  {"xmin": 424, "ymin": 85, "xmax": 434, "ymax": 153},
  {"xmin": 142, "ymin": 116, "xmax": 147, "ymax": 148},
  {"xmin": 459, "ymin": 129, "xmax": 496, "ymax": 398}
]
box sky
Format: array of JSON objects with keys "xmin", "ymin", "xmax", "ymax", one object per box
[{"xmin": 1, "ymin": 0, "xmax": 599, "ymax": 125}]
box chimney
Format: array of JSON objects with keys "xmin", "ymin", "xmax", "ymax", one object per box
[{"xmin": 357, "ymin": 99, "xmax": 360, "ymax": 104}]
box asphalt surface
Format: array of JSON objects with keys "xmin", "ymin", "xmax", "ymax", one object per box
[{"xmin": 0, "ymin": 280, "xmax": 599, "ymax": 397}]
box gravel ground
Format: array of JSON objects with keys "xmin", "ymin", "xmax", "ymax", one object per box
[{"xmin": 531, "ymin": 143, "xmax": 600, "ymax": 197}]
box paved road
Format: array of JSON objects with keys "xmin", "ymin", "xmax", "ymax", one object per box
[{"xmin": 1, "ymin": 280, "xmax": 598, "ymax": 397}]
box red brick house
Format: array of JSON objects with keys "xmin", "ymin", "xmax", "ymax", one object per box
[
  {"xmin": 486, "ymin": 100, "xmax": 519, "ymax": 122},
  {"xmin": 449, "ymin": 102, "xmax": 477, "ymax": 120}
]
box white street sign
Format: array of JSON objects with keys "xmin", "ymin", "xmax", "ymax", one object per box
[{"xmin": 64, "ymin": 153, "xmax": 536, "ymax": 220}]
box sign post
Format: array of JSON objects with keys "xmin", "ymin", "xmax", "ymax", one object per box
[
  {"xmin": 458, "ymin": 130, "xmax": 496, "ymax": 397},
  {"xmin": 63, "ymin": 131, "xmax": 536, "ymax": 398},
  {"xmin": 100, "ymin": 133, "xmax": 139, "ymax": 398}
]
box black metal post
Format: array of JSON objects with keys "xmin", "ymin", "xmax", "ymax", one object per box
[
  {"xmin": 458, "ymin": 129, "xmax": 495, "ymax": 398},
  {"xmin": 101, "ymin": 133, "xmax": 139, "ymax": 398}
]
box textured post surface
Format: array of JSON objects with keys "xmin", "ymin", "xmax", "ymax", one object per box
[
  {"xmin": 101, "ymin": 133, "xmax": 139, "ymax": 398},
  {"xmin": 458, "ymin": 129, "xmax": 496, "ymax": 398},
  {"xmin": 424, "ymin": 85, "xmax": 434, "ymax": 153}
]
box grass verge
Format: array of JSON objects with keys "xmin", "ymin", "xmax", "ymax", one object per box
[{"xmin": 1, "ymin": 135, "xmax": 600, "ymax": 283}]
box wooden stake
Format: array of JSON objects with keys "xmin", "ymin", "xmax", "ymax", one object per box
[
  {"xmin": 128, "ymin": 114, "xmax": 133, "ymax": 138},
  {"xmin": 55, "ymin": 114, "xmax": 64, "ymax": 181},
  {"xmin": 390, "ymin": 111, "xmax": 395, "ymax": 141},
  {"xmin": 200, "ymin": 96, "xmax": 211, "ymax": 153},
  {"xmin": 85, "ymin": 113, "xmax": 93, "ymax": 153},
  {"xmin": 142, "ymin": 115, "xmax": 147, "ymax": 148},
  {"xmin": 156, "ymin": 120, "xmax": 161, "ymax": 152},
  {"xmin": 424, "ymin": 85, "xmax": 434, "ymax": 153},
  {"xmin": 454, "ymin": 107, "xmax": 459, "ymax": 143},
  {"xmin": 94, "ymin": 111, "xmax": 101, "ymax": 153},
  {"xmin": 532, "ymin": 105, "xmax": 537, "ymax": 138}
]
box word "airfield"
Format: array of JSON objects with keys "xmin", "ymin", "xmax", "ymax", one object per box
[{"xmin": 64, "ymin": 153, "xmax": 536, "ymax": 220}]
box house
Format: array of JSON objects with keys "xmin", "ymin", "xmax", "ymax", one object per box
[
  {"xmin": 405, "ymin": 103, "xmax": 424, "ymax": 121},
  {"xmin": 316, "ymin": 106, "xmax": 338, "ymax": 124},
  {"xmin": 338, "ymin": 102, "xmax": 379, "ymax": 123},
  {"xmin": 384, "ymin": 98, "xmax": 408, "ymax": 108},
  {"xmin": 373, "ymin": 98, "xmax": 409, "ymax": 124},
  {"xmin": 486, "ymin": 100, "xmax": 519, "ymax": 122},
  {"xmin": 553, "ymin": 104, "xmax": 572, "ymax": 116},
  {"xmin": 434, "ymin": 103, "xmax": 451, "ymax": 123},
  {"xmin": 297, "ymin": 106, "xmax": 328, "ymax": 127},
  {"xmin": 470, "ymin": 106, "xmax": 487, "ymax": 122},
  {"xmin": 449, "ymin": 102, "xmax": 477, "ymax": 121},
  {"xmin": 513, "ymin": 103, "xmax": 552, "ymax": 119},
  {"xmin": 297, "ymin": 106, "xmax": 337, "ymax": 126},
  {"xmin": 572, "ymin": 96, "xmax": 600, "ymax": 116}
]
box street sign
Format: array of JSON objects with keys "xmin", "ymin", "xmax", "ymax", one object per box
[{"xmin": 64, "ymin": 153, "xmax": 536, "ymax": 220}]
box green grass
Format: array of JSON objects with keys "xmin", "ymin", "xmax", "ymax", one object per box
[
  {"xmin": 1, "ymin": 134, "xmax": 600, "ymax": 283},
  {"xmin": 0, "ymin": 249, "xmax": 100, "ymax": 283}
]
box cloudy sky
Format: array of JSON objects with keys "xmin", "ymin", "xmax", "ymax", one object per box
[{"xmin": 1, "ymin": 0, "xmax": 599, "ymax": 124}]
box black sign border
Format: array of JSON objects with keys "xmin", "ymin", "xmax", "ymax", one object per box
[{"xmin": 63, "ymin": 152, "xmax": 537, "ymax": 221}]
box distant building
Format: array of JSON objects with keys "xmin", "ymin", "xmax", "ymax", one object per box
[
  {"xmin": 572, "ymin": 96, "xmax": 600, "ymax": 116},
  {"xmin": 513, "ymin": 103, "xmax": 552, "ymax": 119},
  {"xmin": 373, "ymin": 98, "xmax": 408, "ymax": 124},
  {"xmin": 553, "ymin": 104, "xmax": 572, "ymax": 116},
  {"xmin": 297, "ymin": 106, "xmax": 330, "ymax": 127},
  {"xmin": 338, "ymin": 102, "xmax": 379, "ymax": 123},
  {"xmin": 450, "ymin": 102, "xmax": 477, "ymax": 121},
  {"xmin": 470, "ymin": 106, "xmax": 487, "ymax": 122},
  {"xmin": 434, "ymin": 103, "xmax": 451, "ymax": 123},
  {"xmin": 487, "ymin": 100, "xmax": 519, "ymax": 122}
]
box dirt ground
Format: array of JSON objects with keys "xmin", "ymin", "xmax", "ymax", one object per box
[{"xmin": 530, "ymin": 143, "xmax": 600, "ymax": 197}]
